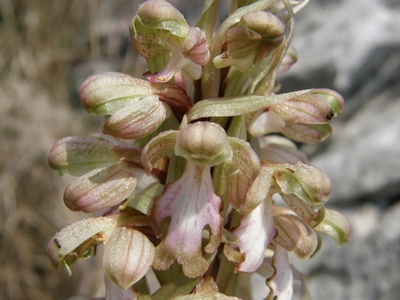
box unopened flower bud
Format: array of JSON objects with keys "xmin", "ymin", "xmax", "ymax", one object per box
[
  {"xmin": 270, "ymin": 92, "xmax": 333, "ymax": 124},
  {"xmin": 175, "ymin": 122, "xmax": 232, "ymax": 166},
  {"xmin": 102, "ymin": 95, "xmax": 166, "ymax": 139},
  {"xmin": 48, "ymin": 136, "xmax": 141, "ymax": 177},
  {"xmin": 103, "ymin": 227, "xmax": 155, "ymax": 290},
  {"xmin": 271, "ymin": 162, "xmax": 332, "ymax": 205},
  {"xmin": 48, "ymin": 136, "xmax": 120, "ymax": 177},
  {"xmin": 63, "ymin": 163, "xmax": 137, "ymax": 213},
  {"xmin": 130, "ymin": 0, "xmax": 189, "ymax": 73}
]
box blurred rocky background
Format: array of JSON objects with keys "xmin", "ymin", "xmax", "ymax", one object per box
[{"xmin": 1, "ymin": 0, "xmax": 399, "ymax": 299}]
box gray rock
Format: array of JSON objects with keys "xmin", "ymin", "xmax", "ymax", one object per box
[
  {"xmin": 279, "ymin": 0, "xmax": 400, "ymax": 204},
  {"xmin": 288, "ymin": 0, "xmax": 400, "ymax": 93},
  {"xmin": 309, "ymin": 89, "xmax": 400, "ymax": 204},
  {"xmin": 293, "ymin": 202, "xmax": 400, "ymax": 300},
  {"xmin": 282, "ymin": 1, "xmax": 400, "ymax": 299}
]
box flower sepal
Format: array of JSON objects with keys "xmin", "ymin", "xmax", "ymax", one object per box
[
  {"xmin": 272, "ymin": 206, "xmax": 318, "ymax": 259},
  {"xmin": 48, "ymin": 135, "xmax": 141, "ymax": 177},
  {"xmin": 314, "ymin": 208, "xmax": 351, "ymax": 246},
  {"xmin": 63, "ymin": 162, "xmax": 137, "ymax": 213},
  {"xmin": 103, "ymin": 226, "xmax": 155, "ymax": 290}
]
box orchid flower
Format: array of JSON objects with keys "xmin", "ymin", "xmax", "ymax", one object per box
[
  {"xmin": 47, "ymin": 1, "xmax": 350, "ymax": 299},
  {"xmin": 47, "ymin": 211, "xmax": 154, "ymax": 291},
  {"xmin": 130, "ymin": 0, "xmax": 209, "ymax": 83},
  {"xmin": 141, "ymin": 121, "xmax": 260, "ymax": 278}
]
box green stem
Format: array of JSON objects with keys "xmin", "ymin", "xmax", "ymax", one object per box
[
  {"xmin": 196, "ymin": 0, "xmax": 220, "ymax": 45},
  {"xmin": 215, "ymin": 253, "xmax": 236, "ymax": 293}
]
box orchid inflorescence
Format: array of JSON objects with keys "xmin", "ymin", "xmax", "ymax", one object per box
[{"xmin": 47, "ymin": 0, "xmax": 350, "ymax": 299}]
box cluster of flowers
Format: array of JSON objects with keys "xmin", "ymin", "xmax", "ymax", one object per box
[{"xmin": 47, "ymin": 0, "xmax": 350, "ymax": 299}]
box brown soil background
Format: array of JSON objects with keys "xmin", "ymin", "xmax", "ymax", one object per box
[{"xmin": 0, "ymin": 1, "xmax": 147, "ymax": 299}]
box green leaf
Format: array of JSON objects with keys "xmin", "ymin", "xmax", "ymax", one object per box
[
  {"xmin": 187, "ymin": 90, "xmax": 311, "ymax": 122},
  {"xmin": 152, "ymin": 273, "xmax": 201, "ymax": 300},
  {"xmin": 196, "ymin": 0, "xmax": 220, "ymax": 45}
]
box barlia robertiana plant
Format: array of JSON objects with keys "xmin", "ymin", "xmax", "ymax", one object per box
[{"xmin": 47, "ymin": 0, "xmax": 351, "ymax": 299}]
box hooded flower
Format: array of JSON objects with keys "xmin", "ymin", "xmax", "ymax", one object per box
[
  {"xmin": 47, "ymin": 211, "xmax": 155, "ymax": 290},
  {"xmin": 48, "ymin": 135, "xmax": 158, "ymax": 213},
  {"xmin": 247, "ymin": 89, "xmax": 344, "ymax": 142},
  {"xmin": 79, "ymin": 72, "xmax": 192, "ymax": 139},
  {"xmin": 141, "ymin": 121, "xmax": 260, "ymax": 277},
  {"xmin": 214, "ymin": 11, "xmax": 285, "ymax": 71},
  {"xmin": 130, "ymin": 0, "xmax": 209, "ymax": 83}
]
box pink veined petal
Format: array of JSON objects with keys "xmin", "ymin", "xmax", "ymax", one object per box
[
  {"xmin": 151, "ymin": 161, "xmax": 222, "ymax": 277},
  {"xmin": 230, "ymin": 196, "xmax": 274, "ymax": 272},
  {"xmin": 267, "ymin": 245, "xmax": 293, "ymax": 300}
]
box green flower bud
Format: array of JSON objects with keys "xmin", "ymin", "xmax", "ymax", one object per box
[
  {"xmin": 214, "ymin": 11, "xmax": 285, "ymax": 71},
  {"xmin": 130, "ymin": 0, "xmax": 189, "ymax": 73}
]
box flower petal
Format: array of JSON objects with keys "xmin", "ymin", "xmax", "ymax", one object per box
[
  {"xmin": 175, "ymin": 122, "xmax": 232, "ymax": 167},
  {"xmin": 104, "ymin": 227, "xmax": 155, "ymax": 290},
  {"xmin": 151, "ymin": 162, "xmax": 222, "ymax": 278},
  {"xmin": 141, "ymin": 130, "xmax": 179, "ymax": 173},
  {"xmin": 228, "ymin": 166, "xmax": 271, "ymax": 215},
  {"xmin": 280, "ymin": 193, "xmax": 325, "ymax": 228},
  {"xmin": 47, "ymin": 216, "xmax": 119, "ymax": 269},
  {"xmin": 266, "ymin": 245, "xmax": 293, "ymax": 300},
  {"xmin": 63, "ymin": 162, "xmax": 136, "ymax": 213},
  {"xmin": 258, "ymin": 135, "xmax": 308, "ymax": 164},
  {"xmin": 47, "ymin": 212, "xmax": 149, "ymax": 270},
  {"xmin": 79, "ymin": 73, "xmax": 154, "ymax": 115},
  {"xmin": 172, "ymin": 276, "xmax": 240, "ymax": 299},
  {"xmin": 226, "ymin": 196, "xmax": 275, "ymax": 272},
  {"xmin": 314, "ymin": 208, "xmax": 351, "ymax": 246},
  {"xmin": 273, "ymin": 206, "xmax": 317, "ymax": 259},
  {"xmin": 229, "ymin": 137, "xmax": 260, "ymax": 182},
  {"xmin": 247, "ymin": 109, "xmax": 286, "ymax": 137},
  {"xmin": 282, "ymin": 122, "xmax": 332, "ymax": 143},
  {"xmin": 48, "ymin": 136, "xmax": 138, "ymax": 177},
  {"xmin": 102, "ymin": 95, "xmax": 166, "ymax": 139},
  {"xmin": 272, "ymin": 162, "xmax": 332, "ymax": 205},
  {"xmin": 182, "ymin": 27, "xmax": 209, "ymax": 66},
  {"xmin": 271, "ymin": 93, "xmax": 333, "ymax": 124}
]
